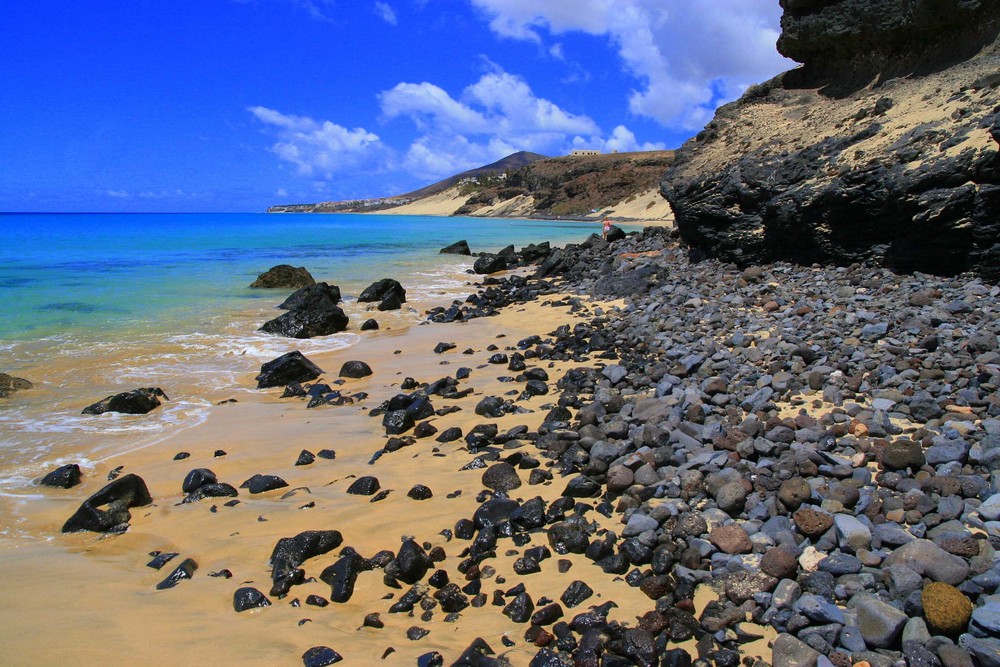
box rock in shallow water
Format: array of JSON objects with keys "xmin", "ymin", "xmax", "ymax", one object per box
[
  {"xmin": 40, "ymin": 463, "xmax": 81, "ymax": 489},
  {"xmin": 82, "ymin": 387, "xmax": 168, "ymax": 415},
  {"xmin": 249, "ymin": 264, "xmax": 315, "ymax": 289}
]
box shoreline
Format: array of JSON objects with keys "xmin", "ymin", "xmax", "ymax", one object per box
[{"xmin": 2, "ymin": 225, "xmax": 998, "ymax": 666}]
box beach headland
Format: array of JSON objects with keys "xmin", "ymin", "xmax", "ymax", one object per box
[{"xmin": 3, "ymin": 224, "xmax": 999, "ymax": 666}]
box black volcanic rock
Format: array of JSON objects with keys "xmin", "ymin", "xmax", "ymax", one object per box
[
  {"xmin": 358, "ymin": 278, "xmax": 406, "ymax": 305},
  {"xmin": 777, "ymin": 0, "xmax": 1000, "ymax": 88},
  {"xmin": 82, "ymin": 387, "xmax": 168, "ymax": 415},
  {"xmin": 62, "ymin": 473, "xmax": 153, "ymax": 533},
  {"xmin": 260, "ymin": 284, "xmax": 349, "ymax": 339},
  {"xmin": 256, "ymin": 351, "xmax": 323, "ymax": 389},
  {"xmin": 249, "ymin": 264, "xmax": 315, "ymax": 289},
  {"xmin": 156, "ymin": 558, "xmax": 197, "ymax": 590},
  {"xmin": 339, "ymin": 361, "xmax": 373, "ymax": 378},
  {"xmin": 473, "ymin": 254, "xmax": 507, "ymax": 275},
  {"xmin": 320, "ymin": 550, "xmax": 372, "ymax": 603},
  {"xmin": 233, "ymin": 587, "xmax": 271, "ymax": 612},
  {"xmin": 270, "ymin": 530, "xmax": 343, "ymax": 595},
  {"xmin": 240, "ymin": 474, "xmax": 289, "ymax": 494},
  {"xmin": 40, "ymin": 463, "xmax": 82, "ymax": 489},
  {"xmin": 278, "ymin": 282, "xmax": 341, "ymax": 310},
  {"xmin": 440, "ymin": 240, "xmax": 472, "ymax": 255},
  {"xmin": 181, "ymin": 468, "xmax": 217, "ymax": 493}
]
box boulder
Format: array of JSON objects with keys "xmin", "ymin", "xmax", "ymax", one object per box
[
  {"xmin": 181, "ymin": 468, "xmax": 217, "ymax": 493},
  {"xmin": 249, "ymin": 264, "xmax": 315, "ymax": 289},
  {"xmin": 358, "ymin": 279, "xmax": 406, "ymax": 305},
  {"xmin": 339, "ymin": 361, "xmax": 373, "ymax": 379},
  {"xmin": 0, "ymin": 372, "xmax": 33, "ymax": 398},
  {"xmin": 270, "ymin": 530, "xmax": 344, "ymax": 594},
  {"xmin": 260, "ymin": 284, "xmax": 348, "ymax": 339},
  {"xmin": 473, "ymin": 254, "xmax": 507, "ymax": 274},
  {"xmin": 277, "ymin": 282, "xmax": 341, "ymax": 310},
  {"xmin": 255, "ymin": 351, "xmax": 323, "ymax": 389},
  {"xmin": 376, "ymin": 293, "xmax": 403, "ymax": 311},
  {"xmin": 62, "ymin": 473, "xmax": 153, "ymax": 533},
  {"xmin": 440, "ymin": 240, "xmax": 472, "ymax": 255},
  {"xmin": 40, "ymin": 463, "xmax": 82, "ymax": 489},
  {"xmin": 240, "ymin": 474, "xmax": 288, "ymax": 494},
  {"xmin": 82, "ymin": 387, "xmax": 168, "ymax": 415}
]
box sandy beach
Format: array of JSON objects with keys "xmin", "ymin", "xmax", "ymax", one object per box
[
  {"xmin": 0, "ymin": 280, "xmax": 679, "ymax": 665},
  {"xmin": 377, "ymin": 187, "xmax": 676, "ymax": 227}
]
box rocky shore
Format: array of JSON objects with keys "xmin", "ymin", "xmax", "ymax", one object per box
[
  {"xmin": 23, "ymin": 224, "xmax": 999, "ymax": 666},
  {"xmin": 420, "ymin": 226, "xmax": 1000, "ymax": 667}
]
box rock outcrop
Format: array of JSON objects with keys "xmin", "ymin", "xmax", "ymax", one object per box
[
  {"xmin": 661, "ymin": 0, "xmax": 1000, "ymax": 281},
  {"xmin": 82, "ymin": 388, "xmax": 168, "ymax": 415},
  {"xmin": 259, "ymin": 283, "xmax": 348, "ymax": 338},
  {"xmin": 249, "ymin": 264, "xmax": 316, "ymax": 289},
  {"xmin": 0, "ymin": 372, "xmax": 32, "ymax": 398}
]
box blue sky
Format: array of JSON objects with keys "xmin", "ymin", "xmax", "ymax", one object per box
[{"xmin": 0, "ymin": 1, "xmax": 791, "ymax": 212}]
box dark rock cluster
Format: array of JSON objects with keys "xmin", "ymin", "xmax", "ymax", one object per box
[
  {"xmin": 359, "ymin": 278, "xmax": 407, "ymax": 311},
  {"xmin": 249, "ymin": 264, "xmax": 316, "ymax": 289},
  {"xmin": 260, "ymin": 283, "xmax": 349, "ymax": 339},
  {"xmin": 414, "ymin": 226, "xmax": 999, "ymax": 666}
]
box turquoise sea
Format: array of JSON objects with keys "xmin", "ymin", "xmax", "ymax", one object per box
[
  {"xmin": 0, "ymin": 212, "xmax": 603, "ymax": 506},
  {"xmin": 0, "ymin": 212, "xmax": 602, "ymax": 340}
]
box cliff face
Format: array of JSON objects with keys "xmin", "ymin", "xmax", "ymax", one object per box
[{"xmin": 661, "ymin": 0, "xmax": 1000, "ymax": 280}]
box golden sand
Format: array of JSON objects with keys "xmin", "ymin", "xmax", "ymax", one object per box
[{"xmin": 0, "ymin": 293, "xmax": 673, "ymax": 665}]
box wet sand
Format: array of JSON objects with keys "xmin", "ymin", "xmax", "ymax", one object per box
[{"xmin": 0, "ymin": 291, "xmax": 668, "ymax": 665}]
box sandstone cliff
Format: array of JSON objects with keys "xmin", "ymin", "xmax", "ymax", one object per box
[{"xmin": 661, "ymin": 0, "xmax": 1000, "ymax": 280}]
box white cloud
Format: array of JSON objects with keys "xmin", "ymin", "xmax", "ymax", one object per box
[
  {"xmin": 469, "ymin": 0, "xmax": 791, "ymax": 130},
  {"xmin": 105, "ymin": 189, "xmax": 129, "ymax": 198},
  {"xmin": 249, "ymin": 105, "xmax": 386, "ymax": 178},
  {"xmin": 374, "ymin": 1, "xmax": 397, "ymax": 25},
  {"xmin": 253, "ymin": 69, "xmax": 663, "ymax": 187},
  {"xmin": 379, "ymin": 69, "xmax": 601, "ymax": 179}
]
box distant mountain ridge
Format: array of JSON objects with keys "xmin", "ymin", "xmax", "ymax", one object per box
[
  {"xmin": 268, "ymin": 149, "xmax": 675, "ymax": 221},
  {"xmin": 397, "ymin": 151, "xmax": 548, "ymax": 200}
]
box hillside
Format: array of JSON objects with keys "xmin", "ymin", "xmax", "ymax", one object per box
[
  {"xmin": 661, "ymin": 0, "xmax": 1000, "ymax": 279},
  {"xmin": 268, "ymin": 150, "xmax": 676, "ymax": 223}
]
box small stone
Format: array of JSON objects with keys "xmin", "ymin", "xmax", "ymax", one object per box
[
  {"xmin": 772, "ymin": 633, "xmax": 820, "ymax": 667},
  {"xmin": 302, "ymin": 646, "xmax": 343, "ymax": 666},
  {"xmin": 709, "ymin": 524, "xmax": 752, "ymax": 554},
  {"xmin": 339, "ymin": 361, "xmax": 373, "ymax": 379},
  {"xmin": 778, "ymin": 478, "xmax": 812, "ymax": 510},
  {"xmin": 793, "ymin": 507, "xmax": 834, "ymax": 538},
  {"xmin": 346, "ymin": 476, "xmax": 380, "ymax": 496},
  {"xmin": 922, "ymin": 582, "xmax": 972, "ymax": 635},
  {"xmin": 761, "ymin": 548, "xmax": 798, "ymax": 580},
  {"xmin": 233, "ymin": 587, "xmax": 271, "ymax": 612},
  {"xmin": 850, "ymin": 594, "xmax": 907, "ymax": 649}
]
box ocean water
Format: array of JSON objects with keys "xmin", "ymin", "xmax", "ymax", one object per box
[{"xmin": 0, "ymin": 212, "xmax": 602, "ymax": 502}]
